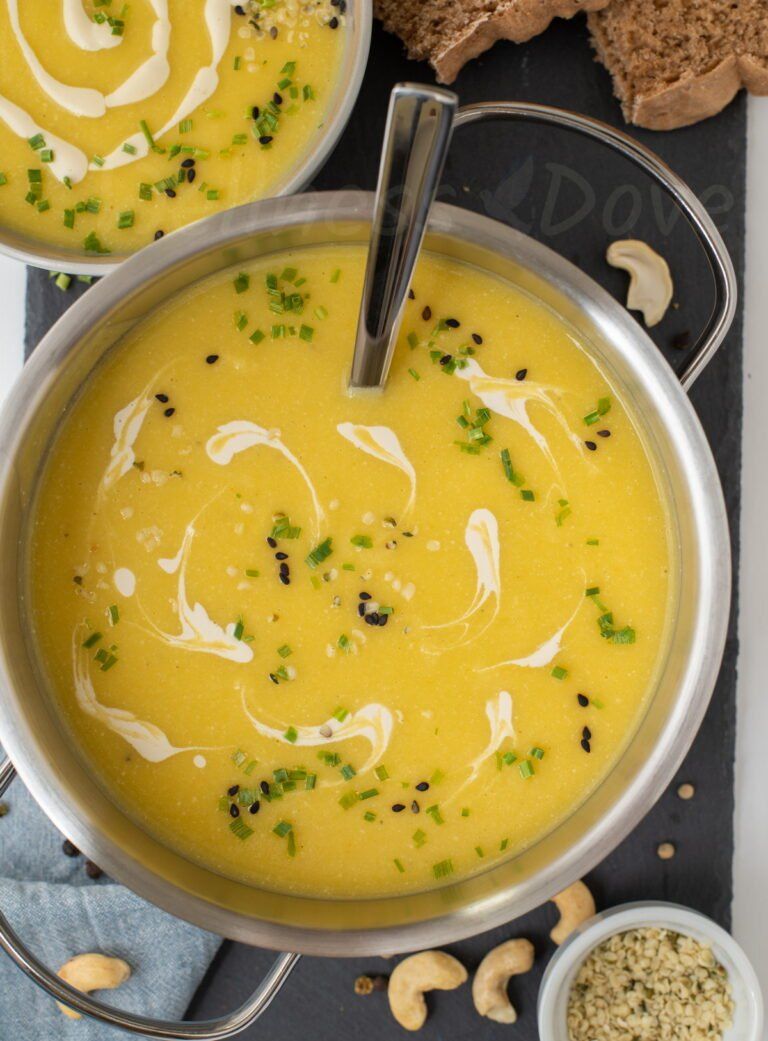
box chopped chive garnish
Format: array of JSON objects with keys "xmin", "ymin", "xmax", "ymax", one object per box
[
  {"xmin": 374, "ymin": 764, "xmax": 389, "ymax": 781},
  {"xmin": 555, "ymin": 499, "xmax": 572, "ymax": 526},
  {"xmin": 432, "ymin": 858, "xmax": 454, "ymax": 879},
  {"xmin": 108, "ymin": 604, "xmax": 119, "ymax": 625},
  {"xmin": 273, "ymin": 820, "xmax": 292, "ymax": 837},
  {"xmin": 233, "ymin": 272, "xmax": 250, "ymax": 294},
  {"xmin": 461, "ymin": 807, "xmax": 470, "ymax": 817},
  {"xmin": 230, "ymin": 818, "xmax": 254, "ymax": 840},
  {"xmin": 587, "ymin": 538, "xmax": 600, "ymax": 546},
  {"xmin": 92, "ymin": 155, "xmax": 105, "ymax": 167},
  {"xmin": 519, "ymin": 760, "xmax": 534, "ymax": 779},
  {"xmin": 299, "ymin": 324, "xmax": 314, "ymax": 342},
  {"xmin": 363, "ymin": 810, "xmax": 376, "ymax": 822},
  {"xmin": 245, "ymin": 569, "xmax": 260, "ymax": 578},
  {"xmin": 586, "ymin": 586, "xmax": 600, "ymax": 597},
  {"xmin": 340, "ymin": 763, "xmax": 356, "ymax": 780},
  {"xmin": 139, "ymin": 119, "xmax": 157, "ymax": 150},
  {"xmin": 551, "ymin": 666, "xmax": 568, "ymax": 680},
  {"xmin": 500, "ymin": 837, "xmax": 509, "ymax": 851},
  {"xmin": 122, "ymin": 142, "xmax": 138, "ymax": 155},
  {"xmin": 232, "ymin": 749, "xmax": 247, "ymax": 766},
  {"xmin": 249, "ymin": 328, "xmax": 265, "ymax": 345},
  {"xmin": 82, "ymin": 631, "xmax": 102, "ymax": 649},
  {"xmin": 430, "ymin": 769, "xmax": 445, "ymax": 785},
  {"xmin": 284, "ymin": 726, "xmax": 298, "ymax": 743},
  {"xmin": 351, "ymin": 534, "xmax": 372, "ymax": 549},
  {"xmin": 305, "ymin": 773, "xmax": 316, "ymax": 790},
  {"xmin": 28, "ymin": 133, "xmax": 45, "ymax": 151},
  {"xmin": 54, "ymin": 272, "xmax": 71, "ymax": 291},
  {"xmin": 408, "ymin": 368, "xmax": 420, "ymax": 381},
  {"xmin": 426, "ymin": 805, "xmax": 444, "ymax": 825},
  {"xmin": 233, "ymin": 618, "xmax": 245, "ymax": 641},
  {"xmin": 530, "ymin": 746, "xmax": 545, "ymax": 760},
  {"xmin": 393, "ymin": 858, "xmax": 405, "ymax": 873},
  {"xmin": 413, "ymin": 829, "xmax": 427, "ymax": 847},
  {"xmin": 359, "ymin": 788, "xmax": 379, "ymax": 800},
  {"xmin": 117, "ymin": 210, "xmax": 134, "ymax": 229},
  {"xmin": 338, "ymin": 790, "xmax": 358, "ymax": 810},
  {"xmin": 330, "ymin": 268, "xmax": 341, "ymax": 283},
  {"xmin": 277, "ymin": 644, "xmax": 292, "ymax": 658},
  {"xmin": 333, "ymin": 706, "xmax": 349, "ymax": 722},
  {"xmin": 521, "ymin": 489, "xmax": 535, "ymax": 501},
  {"xmin": 584, "ymin": 396, "xmax": 612, "ymax": 425},
  {"xmin": 305, "ymin": 537, "xmax": 333, "ymax": 569}
]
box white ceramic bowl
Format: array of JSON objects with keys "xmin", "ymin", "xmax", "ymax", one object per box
[{"xmin": 538, "ymin": 901, "xmax": 764, "ymax": 1041}]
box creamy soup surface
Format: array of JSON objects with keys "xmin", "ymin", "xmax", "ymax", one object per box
[
  {"xmin": 0, "ymin": 0, "xmax": 344, "ymax": 256},
  {"xmin": 29, "ymin": 246, "xmax": 673, "ymax": 897}
]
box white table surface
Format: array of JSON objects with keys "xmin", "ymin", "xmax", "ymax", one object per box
[{"xmin": 0, "ymin": 99, "xmax": 765, "ymax": 1022}]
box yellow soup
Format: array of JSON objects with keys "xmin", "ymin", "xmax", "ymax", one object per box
[
  {"xmin": 0, "ymin": 1, "xmax": 345, "ymax": 256},
  {"xmin": 29, "ymin": 245, "xmax": 673, "ymax": 897}
]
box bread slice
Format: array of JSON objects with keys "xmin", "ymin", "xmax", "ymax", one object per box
[
  {"xmin": 374, "ymin": 0, "xmax": 612, "ymax": 84},
  {"xmin": 588, "ymin": 0, "xmax": 768, "ymax": 130}
]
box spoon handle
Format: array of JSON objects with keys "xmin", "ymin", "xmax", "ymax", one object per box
[{"xmin": 349, "ymin": 83, "xmax": 458, "ymax": 390}]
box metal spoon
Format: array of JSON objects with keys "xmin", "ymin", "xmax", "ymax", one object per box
[{"xmin": 349, "ymin": 83, "xmax": 458, "ymax": 391}]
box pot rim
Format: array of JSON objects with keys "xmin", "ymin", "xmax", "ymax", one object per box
[
  {"xmin": 0, "ymin": 4, "xmax": 371, "ymax": 276},
  {"xmin": 0, "ymin": 191, "xmax": 732, "ymax": 956}
]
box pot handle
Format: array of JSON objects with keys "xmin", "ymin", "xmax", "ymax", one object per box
[
  {"xmin": 453, "ymin": 102, "xmax": 737, "ymax": 391},
  {"xmin": 0, "ymin": 754, "xmax": 300, "ymax": 1039}
]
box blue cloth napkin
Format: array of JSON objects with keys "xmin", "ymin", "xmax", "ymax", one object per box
[{"xmin": 0, "ymin": 779, "xmax": 221, "ymax": 1039}]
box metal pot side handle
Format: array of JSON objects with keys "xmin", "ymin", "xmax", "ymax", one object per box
[
  {"xmin": 0, "ymin": 757, "xmax": 300, "ymax": 1039},
  {"xmin": 453, "ymin": 102, "xmax": 738, "ymax": 391}
]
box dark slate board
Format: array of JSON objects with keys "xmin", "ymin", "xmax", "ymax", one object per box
[{"xmin": 25, "ymin": 15, "xmax": 744, "ymax": 1039}]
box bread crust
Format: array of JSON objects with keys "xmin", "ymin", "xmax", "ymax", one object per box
[
  {"xmin": 588, "ymin": 6, "xmax": 768, "ymax": 130},
  {"xmin": 375, "ymin": 0, "xmax": 611, "ymax": 84},
  {"xmin": 433, "ymin": 0, "xmax": 611, "ymax": 83},
  {"xmin": 630, "ymin": 56, "xmax": 743, "ymax": 131}
]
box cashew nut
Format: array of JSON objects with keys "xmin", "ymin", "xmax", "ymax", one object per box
[
  {"xmin": 388, "ymin": 950, "xmax": 467, "ymax": 1031},
  {"xmin": 606, "ymin": 239, "xmax": 673, "ymax": 327},
  {"xmin": 472, "ymin": 938, "xmax": 534, "ymax": 1023},
  {"xmin": 550, "ymin": 880, "xmax": 596, "ymax": 945},
  {"xmin": 56, "ymin": 953, "xmax": 131, "ymax": 1019}
]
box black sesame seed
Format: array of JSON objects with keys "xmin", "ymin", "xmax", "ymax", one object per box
[
  {"xmin": 279, "ymin": 574, "xmax": 290, "ymax": 586},
  {"xmin": 251, "ymin": 106, "xmax": 260, "ymax": 120},
  {"xmin": 206, "ymin": 354, "xmax": 219, "ymax": 365},
  {"xmin": 577, "ymin": 693, "xmax": 589, "ymax": 708},
  {"xmin": 516, "ymin": 368, "xmax": 528, "ymax": 381},
  {"xmin": 259, "ymin": 135, "xmax": 273, "ymax": 146},
  {"xmin": 234, "ymin": 4, "xmax": 245, "ymax": 13},
  {"xmin": 155, "ymin": 393, "xmax": 169, "ymax": 403},
  {"xmin": 165, "ymin": 188, "xmax": 176, "ymax": 198},
  {"xmin": 269, "ymin": 26, "xmax": 277, "ymax": 38},
  {"xmin": 472, "ymin": 332, "xmax": 483, "ymax": 345},
  {"xmin": 439, "ymin": 354, "xmax": 452, "ymax": 366},
  {"xmin": 249, "ymin": 800, "xmax": 260, "ymax": 814},
  {"xmin": 229, "ymin": 804, "xmax": 240, "ymax": 818},
  {"xmin": 267, "ymin": 536, "xmax": 277, "ymax": 548},
  {"xmin": 359, "ymin": 591, "xmax": 372, "ymax": 601},
  {"xmin": 181, "ymin": 158, "xmax": 195, "ymax": 168},
  {"xmin": 187, "ymin": 168, "xmax": 196, "ymax": 184},
  {"xmin": 279, "ymin": 563, "xmax": 290, "ymax": 576},
  {"xmin": 328, "ymin": 15, "xmax": 339, "ymax": 27},
  {"xmin": 62, "ymin": 839, "xmax": 80, "ymax": 857},
  {"xmin": 260, "ymin": 781, "xmax": 270, "ymax": 795},
  {"xmin": 445, "ymin": 317, "xmax": 460, "ymax": 328},
  {"xmin": 358, "ymin": 603, "xmax": 365, "ymax": 617},
  {"xmin": 378, "ymin": 614, "xmax": 388, "ymax": 627},
  {"xmin": 408, "ymin": 288, "xmax": 415, "ymax": 300},
  {"xmin": 84, "ymin": 860, "xmax": 103, "ymax": 879},
  {"xmin": 411, "ymin": 800, "xmax": 420, "ymax": 813},
  {"xmin": 415, "ymin": 781, "xmax": 429, "ymax": 792},
  {"xmin": 269, "ymin": 672, "xmax": 279, "ymax": 684},
  {"xmin": 422, "ymin": 306, "xmax": 432, "ymax": 321},
  {"xmin": 585, "ymin": 440, "xmax": 597, "ymax": 451},
  {"xmin": 581, "ymin": 738, "xmax": 591, "ymax": 753},
  {"xmin": 154, "ymin": 229, "xmax": 164, "ymax": 241},
  {"xmin": 164, "ymin": 407, "xmax": 175, "ymax": 418},
  {"xmin": 227, "ymin": 784, "xmax": 240, "ymax": 797},
  {"xmin": 391, "ymin": 803, "xmax": 405, "ymax": 813},
  {"xmin": 597, "ymin": 429, "xmax": 611, "ymax": 438},
  {"xmin": 273, "ymin": 92, "xmax": 283, "ymax": 105},
  {"xmin": 275, "ymin": 551, "xmax": 288, "ymax": 560},
  {"xmin": 582, "ymin": 726, "xmax": 592, "ymax": 741}
]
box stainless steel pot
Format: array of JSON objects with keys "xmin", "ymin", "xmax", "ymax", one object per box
[
  {"xmin": 0, "ymin": 1, "xmax": 371, "ymax": 276},
  {"xmin": 0, "ymin": 104, "xmax": 735, "ymax": 1038}
]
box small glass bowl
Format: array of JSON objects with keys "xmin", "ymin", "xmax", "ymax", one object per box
[{"xmin": 537, "ymin": 901, "xmax": 764, "ymax": 1041}]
